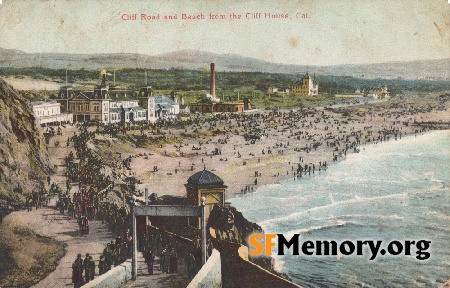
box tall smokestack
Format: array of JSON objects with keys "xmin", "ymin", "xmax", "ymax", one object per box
[{"xmin": 210, "ymin": 63, "xmax": 216, "ymax": 97}]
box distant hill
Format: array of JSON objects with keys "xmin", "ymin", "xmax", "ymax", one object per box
[{"xmin": 0, "ymin": 47, "xmax": 448, "ymax": 80}]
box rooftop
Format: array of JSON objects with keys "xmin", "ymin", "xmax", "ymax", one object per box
[
  {"xmin": 186, "ymin": 170, "xmax": 227, "ymax": 188},
  {"xmin": 30, "ymin": 101, "xmax": 59, "ymax": 106},
  {"xmin": 154, "ymin": 96, "xmax": 178, "ymax": 106},
  {"xmin": 110, "ymin": 106, "xmax": 146, "ymax": 113}
]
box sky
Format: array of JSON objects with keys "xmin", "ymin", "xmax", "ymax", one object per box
[{"xmin": 0, "ymin": 0, "xmax": 448, "ymax": 66}]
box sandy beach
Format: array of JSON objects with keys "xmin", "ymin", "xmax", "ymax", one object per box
[
  {"xmin": 2, "ymin": 95, "xmax": 446, "ymax": 288},
  {"xmin": 47, "ymin": 97, "xmax": 450, "ymax": 203}
]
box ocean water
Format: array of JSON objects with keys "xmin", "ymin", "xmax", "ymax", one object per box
[{"xmin": 229, "ymin": 130, "xmax": 450, "ymax": 288}]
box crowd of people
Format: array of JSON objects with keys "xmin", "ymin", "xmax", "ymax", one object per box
[
  {"xmin": 87, "ymin": 100, "xmax": 445, "ymax": 198},
  {"xmin": 24, "ymin": 187, "xmax": 50, "ymax": 211},
  {"xmin": 71, "ymin": 231, "xmax": 133, "ymax": 287},
  {"xmin": 70, "ymin": 228, "xmax": 195, "ymax": 286},
  {"xmin": 62, "ymin": 126, "xmax": 125, "ymax": 233},
  {"xmin": 138, "ymin": 224, "xmax": 209, "ymax": 279},
  {"xmin": 63, "ymin": 127, "xmax": 146, "ymax": 286},
  {"xmin": 58, "ymin": 97, "xmax": 448, "ymax": 287},
  {"xmin": 49, "ymin": 98, "xmax": 448, "ymax": 202}
]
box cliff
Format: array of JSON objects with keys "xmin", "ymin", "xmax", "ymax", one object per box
[
  {"xmin": 208, "ymin": 204, "xmax": 296, "ymax": 285},
  {"xmin": 0, "ymin": 78, "xmax": 49, "ymax": 220}
]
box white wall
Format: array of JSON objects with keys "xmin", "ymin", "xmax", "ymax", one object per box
[
  {"xmin": 187, "ymin": 249, "xmax": 222, "ymax": 288},
  {"xmin": 82, "ymin": 260, "xmax": 132, "ymax": 288}
]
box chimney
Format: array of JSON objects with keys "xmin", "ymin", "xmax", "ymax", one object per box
[
  {"xmin": 210, "ymin": 63, "xmax": 216, "ymax": 97},
  {"xmin": 244, "ymin": 98, "xmax": 251, "ymax": 110}
]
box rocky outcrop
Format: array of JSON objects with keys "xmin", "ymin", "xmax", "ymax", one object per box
[
  {"xmin": 0, "ymin": 78, "xmax": 49, "ymax": 220},
  {"xmin": 208, "ymin": 204, "xmax": 293, "ymax": 282}
]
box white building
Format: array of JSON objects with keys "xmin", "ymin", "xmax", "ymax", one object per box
[
  {"xmin": 138, "ymin": 87, "xmax": 180, "ymax": 122},
  {"xmin": 154, "ymin": 96, "xmax": 180, "ymax": 120},
  {"xmin": 29, "ymin": 101, "xmax": 73, "ymax": 125},
  {"xmin": 110, "ymin": 99, "xmax": 139, "ymax": 109},
  {"xmin": 109, "ymin": 100, "xmax": 147, "ymax": 123},
  {"xmin": 268, "ymin": 87, "xmax": 290, "ymax": 95},
  {"xmin": 367, "ymin": 86, "xmax": 390, "ymax": 99}
]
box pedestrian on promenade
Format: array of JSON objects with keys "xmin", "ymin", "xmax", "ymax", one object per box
[
  {"xmin": 71, "ymin": 254, "xmax": 83, "ymax": 288},
  {"xmin": 88, "ymin": 256, "xmax": 95, "ymax": 281},
  {"xmin": 83, "ymin": 253, "xmax": 91, "ymax": 283},
  {"xmin": 169, "ymin": 247, "xmax": 177, "ymax": 273},
  {"xmin": 161, "ymin": 246, "xmax": 170, "ymax": 274},
  {"xmin": 98, "ymin": 255, "xmax": 107, "ymax": 275},
  {"xmin": 144, "ymin": 249, "xmax": 155, "ymax": 275}
]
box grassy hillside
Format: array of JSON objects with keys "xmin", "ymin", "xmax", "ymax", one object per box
[
  {"xmin": 1, "ymin": 67, "xmax": 449, "ymax": 94},
  {"xmin": 0, "ymin": 224, "xmax": 66, "ymax": 287},
  {"xmin": 1, "ymin": 67, "xmax": 449, "ymax": 111}
]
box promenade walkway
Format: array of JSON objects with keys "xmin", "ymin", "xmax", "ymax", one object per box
[
  {"xmin": 122, "ymin": 252, "xmax": 191, "ymax": 288},
  {"xmin": 2, "ymin": 195, "xmax": 114, "ymax": 288}
]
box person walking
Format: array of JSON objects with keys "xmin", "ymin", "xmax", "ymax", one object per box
[
  {"xmin": 160, "ymin": 247, "xmax": 170, "ymax": 274},
  {"xmin": 169, "ymin": 247, "xmax": 178, "ymax": 273},
  {"xmin": 88, "ymin": 256, "xmax": 95, "ymax": 281},
  {"xmin": 103, "ymin": 243, "xmax": 112, "ymax": 271},
  {"xmin": 186, "ymin": 252, "xmax": 197, "ymax": 279},
  {"xmin": 144, "ymin": 249, "xmax": 155, "ymax": 275},
  {"xmin": 71, "ymin": 254, "xmax": 83, "ymax": 288},
  {"xmin": 83, "ymin": 253, "xmax": 91, "ymax": 283},
  {"xmin": 98, "ymin": 255, "xmax": 107, "ymax": 275}
]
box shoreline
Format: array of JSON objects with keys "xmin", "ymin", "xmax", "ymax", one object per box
[
  {"xmin": 1, "ymin": 96, "xmax": 449, "ymax": 288},
  {"xmin": 122, "ymin": 107, "xmax": 448, "ymax": 203},
  {"xmin": 228, "ymin": 128, "xmax": 449, "ymax": 201},
  {"xmin": 41, "ymin": 100, "xmax": 450, "ymax": 218},
  {"xmin": 228, "ymin": 128, "xmax": 450, "ymax": 287}
]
